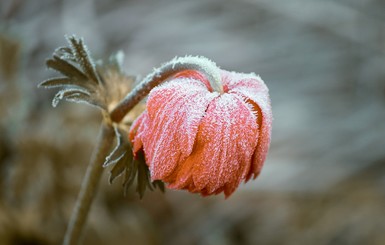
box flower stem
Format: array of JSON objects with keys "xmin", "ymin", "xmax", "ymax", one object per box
[
  {"xmin": 110, "ymin": 56, "xmax": 223, "ymax": 123},
  {"xmin": 63, "ymin": 122, "xmax": 114, "ymax": 245},
  {"xmin": 62, "ymin": 56, "xmax": 223, "ymax": 244}
]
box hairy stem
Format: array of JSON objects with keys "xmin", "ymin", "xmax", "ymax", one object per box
[
  {"xmin": 62, "ymin": 56, "xmax": 223, "ymax": 244},
  {"xmin": 63, "ymin": 122, "xmax": 114, "ymax": 245},
  {"xmin": 110, "ymin": 56, "xmax": 223, "ymax": 122}
]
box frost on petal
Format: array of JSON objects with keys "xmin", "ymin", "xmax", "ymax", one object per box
[
  {"xmin": 168, "ymin": 93, "xmax": 259, "ymax": 197},
  {"xmin": 173, "ymin": 70, "xmax": 212, "ymax": 91},
  {"xmin": 222, "ymin": 70, "xmax": 273, "ymax": 180},
  {"xmin": 129, "ymin": 112, "xmax": 148, "ymax": 155},
  {"xmin": 141, "ymin": 78, "xmax": 218, "ymax": 180}
]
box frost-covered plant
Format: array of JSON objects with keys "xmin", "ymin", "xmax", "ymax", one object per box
[
  {"xmin": 130, "ymin": 70, "xmax": 272, "ymax": 197},
  {"xmin": 40, "ymin": 36, "xmax": 272, "ymax": 245}
]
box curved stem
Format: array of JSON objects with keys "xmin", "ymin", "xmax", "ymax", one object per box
[
  {"xmin": 61, "ymin": 56, "xmax": 223, "ymax": 244},
  {"xmin": 63, "ymin": 122, "xmax": 115, "ymax": 245},
  {"xmin": 110, "ymin": 56, "xmax": 223, "ymax": 123}
]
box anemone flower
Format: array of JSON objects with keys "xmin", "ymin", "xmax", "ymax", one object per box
[{"xmin": 130, "ymin": 69, "xmax": 272, "ymax": 197}]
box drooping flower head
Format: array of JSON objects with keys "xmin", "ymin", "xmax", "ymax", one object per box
[{"xmin": 129, "ymin": 63, "xmax": 272, "ymax": 198}]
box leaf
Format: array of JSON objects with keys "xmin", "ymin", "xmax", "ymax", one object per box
[
  {"xmin": 54, "ymin": 46, "xmax": 75, "ymax": 61},
  {"xmin": 106, "ymin": 126, "xmax": 137, "ymax": 188},
  {"xmin": 104, "ymin": 150, "xmax": 126, "ymax": 168},
  {"xmin": 52, "ymin": 88, "xmax": 90, "ymax": 107},
  {"xmin": 152, "ymin": 180, "xmax": 165, "ymax": 192},
  {"xmin": 135, "ymin": 150, "xmax": 153, "ymax": 198},
  {"xmin": 104, "ymin": 127, "xmax": 125, "ymax": 167},
  {"xmin": 123, "ymin": 160, "xmax": 137, "ymax": 196},
  {"xmin": 104, "ymin": 127, "xmax": 133, "ymax": 167},
  {"xmin": 38, "ymin": 77, "xmax": 87, "ymax": 89},
  {"xmin": 106, "ymin": 139, "xmax": 165, "ymax": 198},
  {"xmin": 136, "ymin": 159, "xmax": 147, "ymax": 199},
  {"xmin": 49, "ymin": 85, "xmax": 106, "ymax": 109},
  {"xmin": 66, "ymin": 35, "xmax": 100, "ymax": 84},
  {"xmin": 65, "ymin": 93, "xmax": 106, "ymax": 109},
  {"xmin": 46, "ymin": 56, "xmax": 88, "ymax": 81},
  {"xmin": 109, "ymin": 153, "xmax": 129, "ymax": 184}
]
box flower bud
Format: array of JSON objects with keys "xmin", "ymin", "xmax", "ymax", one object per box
[{"xmin": 130, "ymin": 69, "xmax": 272, "ymax": 197}]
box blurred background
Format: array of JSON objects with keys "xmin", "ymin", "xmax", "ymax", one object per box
[{"xmin": 1, "ymin": 0, "xmax": 385, "ymax": 244}]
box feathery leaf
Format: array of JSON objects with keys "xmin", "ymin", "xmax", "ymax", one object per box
[
  {"xmin": 64, "ymin": 93, "xmax": 106, "ymax": 109},
  {"xmin": 52, "ymin": 88, "xmax": 90, "ymax": 107},
  {"xmin": 46, "ymin": 56, "xmax": 88, "ymax": 81},
  {"xmin": 66, "ymin": 35, "xmax": 100, "ymax": 84},
  {"xmin": 54, "ymin": 46, "xmax": 75, "ymax": 61},
  {"xmin": 39, "ymin": 77, "xmax": 88, "ymax": 89}
]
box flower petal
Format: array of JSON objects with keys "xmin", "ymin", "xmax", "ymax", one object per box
[
  {"xmin": 222, "ymin": 71, "xmax": 273, "ymax": 180},
  {"xmin": 173, "ymin": 70, "xmax": 212, "ymax": 91},
  {"xmin": 129, "ymin": 111, "xmax": 148, "ymax": 154},
  {"xmin": 141, "ymin": 78, "xmax": 219, "ymax": 180},
  {"xmin": 168, "ymin": 93, "xmax": 259, "ymax": 197}
]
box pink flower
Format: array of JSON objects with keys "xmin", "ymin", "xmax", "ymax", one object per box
[{"xmin": 129, "ymin": 69, "xmax": 272, "ymax": 197}]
